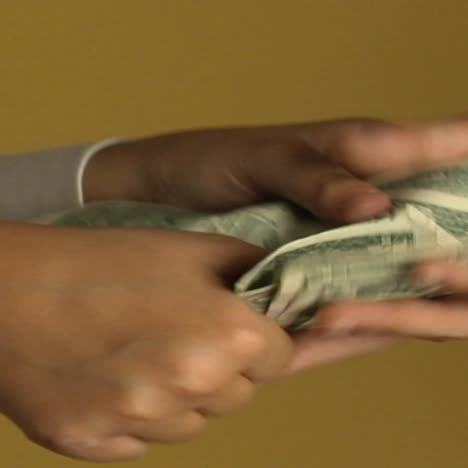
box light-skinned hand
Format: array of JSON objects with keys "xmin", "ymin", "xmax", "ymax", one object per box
[{"xmin": 3, "ymin": 116, "xmax": 468, "ymax": 462}]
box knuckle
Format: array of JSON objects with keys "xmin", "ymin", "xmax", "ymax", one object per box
[
  {"xmin": 165, "ymin": 414, "xmax": 208, "ymax": 443},
  {"xmin": 202, "ymin": 380, "xmax": 257, "ymax": 416},
  {"xmin": 255, "ymin": 139, "xmax": 310, "ymax": 168},
  {"xmin": 110, "ymin": 381, "xmax": 166, "ymax": 422},
  {"xmin": 220, "ymin": 298, "xmax": 270, "ymax": 354},
  {"xmin": 28, "ymin": 420, "xmax": 100, "ymax": 459},
  {"xmin": 169, "ymin": 313, "xmax": 270, "ymax": 398},
  {"xmin": 313, "ymin": 173, "xmax": 348, "ymax": 205},
  {"xmin": 334, "ymin": 129, "xmax": 363, "ymax": 156},
  {"xmin": 178, "ymin": 420, "xmax": 207, "ymax": 442},
  {"xmin": 223, "ymin": 323, "xmax": 269, "ymax": 357},
  {"xmin": 332, "ymin": 118, "xmax": 390, "ymax": 154},
  {"xmin": 171, "ymin": 359, "xmax": 225, "ymax": 398}
]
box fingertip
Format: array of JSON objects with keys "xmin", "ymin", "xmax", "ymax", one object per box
[
  {"xmin": 339, "ymin": 190, "xmax": 392, "ymax": 223},
  {"xmin": 410, "ymin": 261, "xmax": 446, "ymax": 287},
  {"xmin": 411, "ymin": 258, "xmax": 468, "ymax": 293}
]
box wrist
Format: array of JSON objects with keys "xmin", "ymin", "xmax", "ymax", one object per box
[{"xmin": 82, "ymin": 140, "xmax": 153, "ymax": 203}]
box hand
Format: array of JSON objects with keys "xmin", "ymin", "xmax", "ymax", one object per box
[
  {"xmin": 0, "ymin": 224, "xmax": 292, "ymax": 461},
  {"xmin": 314, "ymin": 259, "xmax": 468, "ymax": 340},
  {"xmin": 82, "ymin": 115, "xmax": 468, "ymax": 370},
  {"xmin": 84, "ymin": 116, "xmax": 468, "ymax": 223},
  {"xmin": 0, "ymin": 223, "xmax": 399, "ymax": 462}
]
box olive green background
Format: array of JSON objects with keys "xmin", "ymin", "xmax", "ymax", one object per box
[{"xmin": 1, "ymin": 1, "xmax": 468, "ymax": 467}]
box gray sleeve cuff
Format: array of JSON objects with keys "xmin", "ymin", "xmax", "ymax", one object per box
[{"xmin": 0, "ymin": 138, "xmax": 124, "ymax": 221}]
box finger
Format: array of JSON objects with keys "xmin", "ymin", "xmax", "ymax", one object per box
[
  {"xmin": 239, "ymin": 310, "xmax": 294, "ymax": 382},
  {"xmin": 317, "ymin": 299, "xmax": 468, "ymax": 339},
  {"xmin": 409, "ymin": 116, "xmax": 468, "ymax": 172},
  {"xmin": 128, "ymin": 410, "xmax": 207, "ymax": 444},
  {"xmin": 285, "ymin": 330, "xmax": 398, "ymax": 376},
  {"xmin": 293, "ymin": 117, "xmax": 468, "ymax": 180},
  {"xmin": 412, "ymin": 259, "xmax": 468, "ymax": 294},
  {"xmin": 196, "ymin": 375, "xmax": 256, "ymax": 416},
  {"xmin": 156, "ymin": 230, "xmax": 268, "ymax": 285},
  {"xmin": 208, "ymin": 237, "xmax": 269, "ymax": 285},
  {"xmin": 143, "ymin": 303, "xmax": 290, "ymax": 393},
  {"xmin": 254, "ymin": 145, "xmax": 391, "ymax": 223},
  {"xmin": 42, "ymin": 434, "xmax": 148, "ymax": 463}
]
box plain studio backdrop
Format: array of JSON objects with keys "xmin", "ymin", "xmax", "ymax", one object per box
[{"xmin": 1, "ymin": 1, "xmax": 468, "ymax": 467}]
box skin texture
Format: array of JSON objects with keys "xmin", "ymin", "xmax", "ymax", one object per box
[
  {"xmin": 0, "ymin": 224, "xmax": 293, "ymax": 461},
  {"xmin": 84, "ymin": 115, "xmax": 468, "ymax": 369},
  {"xmin": 1, "ymin": 117, "xmax": 468, "ymax": 462}
]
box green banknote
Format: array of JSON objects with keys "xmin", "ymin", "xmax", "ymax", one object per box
[{"xmin": 35, "ymin": 164, "xmax": 468, "ymax": 330}]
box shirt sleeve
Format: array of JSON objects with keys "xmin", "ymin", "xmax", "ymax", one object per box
[{"xmin": 0, "ymin": 138, "xmax": 124, "ymax": 221}]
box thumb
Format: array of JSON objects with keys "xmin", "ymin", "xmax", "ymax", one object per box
[
  {"xmin": 253, "ymin": 145, "xmax": 391, "ymax": 223},
  {"xmin": 199, "ymin": 233, "xmax": 269, "ymax": 285}
]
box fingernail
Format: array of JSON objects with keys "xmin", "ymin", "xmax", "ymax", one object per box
[
  {"xmin": 418, "ymin": 264, "xmax": 445, "ymax": 282},
  {"xmin": 411, "ymin": 265, "xmax": 444, "ymax": 288},
  {"xmin": 343, "ymin": 190, "xmax": 390, "ymax": 222}
]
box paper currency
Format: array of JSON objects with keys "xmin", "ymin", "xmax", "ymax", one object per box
[{"xmin": 34, "ymin": 164, "xmax": 468, "ymax": 330}]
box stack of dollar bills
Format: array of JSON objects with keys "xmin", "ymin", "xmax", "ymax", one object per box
[{"xmin": 35, "ymin": 164, "xmax": 468, "ymax": 331}]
